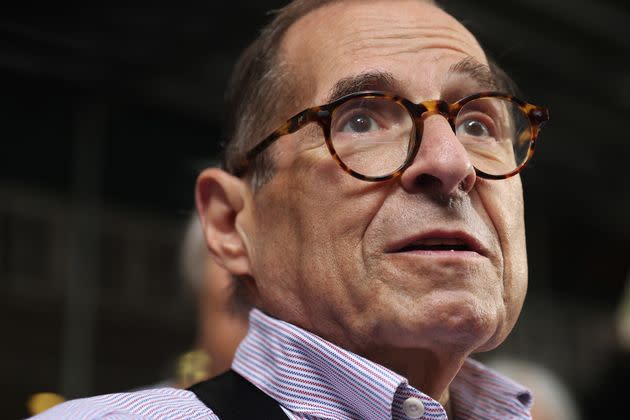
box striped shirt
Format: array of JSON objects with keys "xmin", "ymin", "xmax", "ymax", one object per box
[{"xmin": 34, "ymin": 309, "xmax": 532, "ymax": 419}]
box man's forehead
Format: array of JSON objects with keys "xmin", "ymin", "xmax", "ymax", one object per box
[
  {"xmin": 325, "ymin": 59, "xmax": 499, "ymax": 105},
  {"xmin": 281, "ymin": 0, "xmax": 487, "ymax": 103}
]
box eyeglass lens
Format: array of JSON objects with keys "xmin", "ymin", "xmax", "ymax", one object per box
[{"xmin": 329, "ymin": 96, "xmax": 532, "ymax": 178}]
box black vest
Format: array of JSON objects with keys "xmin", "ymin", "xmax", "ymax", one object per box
[{"xmin": 188, "ymin": 370, "xmax": 288, "ymax": 419}]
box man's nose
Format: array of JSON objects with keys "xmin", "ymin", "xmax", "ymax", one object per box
[{"xmin": 399, "ymin": 114, "xmax": 476, "ymax": 196}]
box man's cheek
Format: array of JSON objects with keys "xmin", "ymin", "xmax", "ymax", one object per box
[{"xmin": 476, "ymin": 179, "xmax": 523, "ymax": 233}]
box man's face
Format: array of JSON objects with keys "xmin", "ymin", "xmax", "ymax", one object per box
[{"xmin": 242, "ymin": 0, "xmax": 528, "ymax": 356}]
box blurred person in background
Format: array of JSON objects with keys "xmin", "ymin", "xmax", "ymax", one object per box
[
  {"xmin": 487, "ymin": 358, "xmax": 581, "ymax": 420},
  {"xmin": 580, "ymin": 267, "xmax": 630, "ymax": 418},
  {"xmin": 615, "ymin": 268, "xmax": 630, "ymax": 352},
  {"xmin": 175, "ymin": 215, "xmax": 251, "ymax": 388},
  {"xmin": 138, "ymin": 214, "xmax": 252, "ymax": 389},
  {"xmin": 27, "ymin": 215, "xmax": 250, "ymax": 415},
  {"xmin": 31, "ymin": 0, "xmax": 550, "ymax": 418}
]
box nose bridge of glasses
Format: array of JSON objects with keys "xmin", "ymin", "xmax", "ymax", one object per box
[
  {"xmin": 408, "ymin": 100, "xmax": 456, "ymax": 136},
  {"xmin": 412, "ymin": 99, "xmax": 452, "ymax": 122}
]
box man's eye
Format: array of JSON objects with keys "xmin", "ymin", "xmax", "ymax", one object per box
[
  {"xmin": 341, "ymin": 114, "xmax": 377, "ymax": 133},
  {"xmin": 456, "ymin": 119, "xmax": 490, "ymax": 137}
]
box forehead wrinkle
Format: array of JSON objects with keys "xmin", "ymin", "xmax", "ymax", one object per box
[
  {"xmin": 281, "ymin": 0, "xmax": 488, "ymax": 105},
  {"xmin": 334, "ymin": 24, "xmax": 483, "ymax": 58}
]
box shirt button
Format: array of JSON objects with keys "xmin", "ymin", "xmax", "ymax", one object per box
[{"xmin": 402, "ymin": 397, "xmax": 425, "ymax": 419}]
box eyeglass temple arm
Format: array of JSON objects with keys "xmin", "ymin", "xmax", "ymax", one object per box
[{"xmin": 234, "ymin": 108, "xmax": 321, "ymax": 176}]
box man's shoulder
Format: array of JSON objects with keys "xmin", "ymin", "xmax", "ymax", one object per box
[{"xmin": 30, "ymin": 387, "xmax": 218, "ymax": 419}]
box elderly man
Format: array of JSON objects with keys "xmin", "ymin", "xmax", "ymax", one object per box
[{"xmin": 34, "ymin": 0, "xmax": 548, "ymax": 418}]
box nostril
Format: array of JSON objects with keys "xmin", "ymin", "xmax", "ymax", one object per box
[
  {"xmin": 459, "ymin": 178, "xmax": 472, "ymax": 192},
  {"xmin": 414, "ymin": 173, "xmax": 442, "ymax": 189},
  {"xmin": 459, "ymin": 164, "xmax": 476, "ymax": 193}
]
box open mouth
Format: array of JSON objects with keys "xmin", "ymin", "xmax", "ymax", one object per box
[
  {"xmin": 397, "ymin": 238, "xmax": 473, "ymax": 252},
  {"xmin": 388, "ymin": 233, "xmax": 485, "ymax": 256}
]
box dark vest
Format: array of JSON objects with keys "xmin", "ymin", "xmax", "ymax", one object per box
[{"xmin": 188, "ymin": 370, "xmax": 287, "ymax": 419}]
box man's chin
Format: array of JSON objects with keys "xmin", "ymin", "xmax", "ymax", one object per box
[{"xmin": 377, "ymin": 295, "xmax": 507, "ymax": 354}]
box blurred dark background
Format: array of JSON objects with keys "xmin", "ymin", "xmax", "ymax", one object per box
[{"xmin": 1, "ymin": 1, "xmax": 629, "ymax": 418}]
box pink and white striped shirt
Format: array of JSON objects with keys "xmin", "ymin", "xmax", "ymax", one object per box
[{"xmin": 34, "ymin": 309, "xmax": 532, "ymax": 419}]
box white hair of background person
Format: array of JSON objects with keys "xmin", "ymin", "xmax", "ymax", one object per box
[
  {"xmin": 179, "ymin": 215, "xmax": 208, "ymax": 292},
  {"xmin": 487, "ymin": 358, "xmax": 580, "ymax": 420},
  {"xmin": 179, "ymin": 212, "xmax": 251, "ymax": 313}
]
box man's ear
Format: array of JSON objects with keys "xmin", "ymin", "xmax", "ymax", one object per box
[{"xmin": 195, "ymin": 168, "xmax": 253, "ymax": 276}]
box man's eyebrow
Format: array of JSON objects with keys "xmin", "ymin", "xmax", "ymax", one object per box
[
  {"xmin": 326, "ymin": 71, "xmax": 403, "ymax": 103},
  {"xmin": 448, "ymin": 57, "xmax": 498, "ymax": 91},
  {"xmin": 326, "ymin": 59, "xmax": 510, "ymax": 104}
]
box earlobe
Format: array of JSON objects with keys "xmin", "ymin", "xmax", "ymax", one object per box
[{"xmin": 195, "ymin": 168, "xmax": 253, "ymax": 276}]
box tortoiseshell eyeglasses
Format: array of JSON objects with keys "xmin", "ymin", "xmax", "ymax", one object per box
[{"xmin": 234, "ymin": 91, "xmax": 549, "ymax": 182}]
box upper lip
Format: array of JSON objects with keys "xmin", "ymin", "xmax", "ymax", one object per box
[{"xmin": 385, "ymin": 230, "xmax": 488, "ymax": 256}]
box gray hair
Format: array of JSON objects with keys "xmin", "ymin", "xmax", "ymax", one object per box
[
  {"xmin": 179, "ymin": 215, "xmax": 208, "ymax": 292},
  {"xmin": 179, "ymin": 213, "xmax": 252, "ymax": 313}
]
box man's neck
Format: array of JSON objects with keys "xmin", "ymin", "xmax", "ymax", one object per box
[{"xmin": 363, "ymin": 347, "xmax": 468, "ymax": 407}]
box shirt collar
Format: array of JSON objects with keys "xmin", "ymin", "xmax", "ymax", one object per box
[
  {"xmin": 232, "ymin": 309, "xmax": 531, "ymax": 419},
  {"xmin": 451, "ymin": 358, "xmax": 533, "ymax": 418}
]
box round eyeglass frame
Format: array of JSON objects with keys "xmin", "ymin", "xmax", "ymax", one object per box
[{"xmin": 233, "ymin": 90, "xmax": 549, "ymax": 182}]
